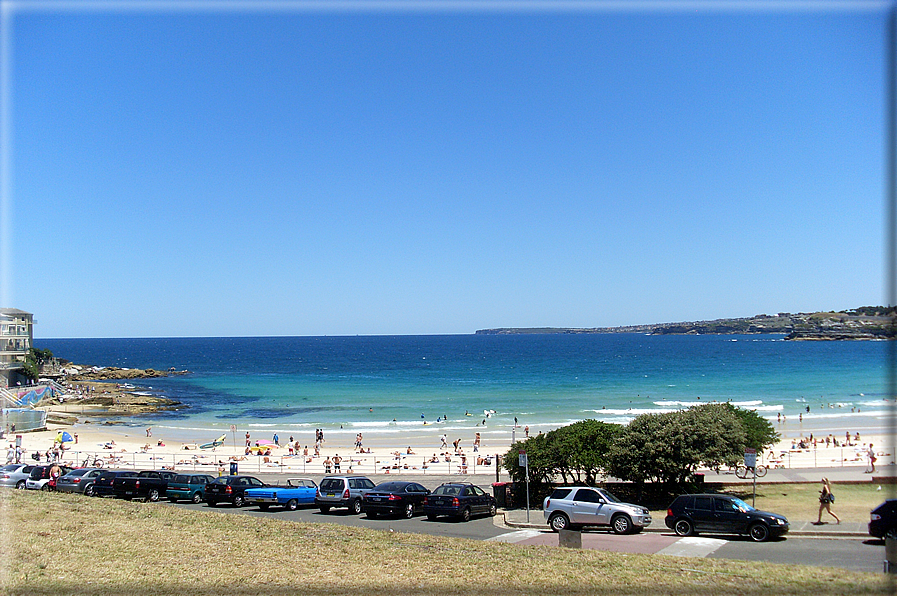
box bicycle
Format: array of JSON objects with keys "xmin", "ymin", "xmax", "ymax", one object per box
[
  {"xmin": 81, "ymin": 454, "xmax": 105, "ymax": 468},
  {"xmin": 735, "ymin": 463, "xmax": 767, "ymax": 479}
]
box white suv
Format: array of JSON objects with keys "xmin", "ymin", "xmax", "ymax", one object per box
[{"xmin": 543, "ymin": 486, "xmax": 652, "ymax": 534}]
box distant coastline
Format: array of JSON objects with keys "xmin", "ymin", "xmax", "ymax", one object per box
[{"xmin": 475, "ymin": 306, "xmax": 897, "ymax": 340}]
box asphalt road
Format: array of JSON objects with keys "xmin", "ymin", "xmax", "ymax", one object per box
[{"xmin": 165, "ymin": 500, "xmax": 888, "ymax": 574}]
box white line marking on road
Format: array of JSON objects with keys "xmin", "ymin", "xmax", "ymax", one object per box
[
  {"xmin": 657, "ymin": 536, "xmax": 726, "ymax": 558},
  {"xmin": 487, "ymin": 530, "xmax": 544, "ymax": 543}
]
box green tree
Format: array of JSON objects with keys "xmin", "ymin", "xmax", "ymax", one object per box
[
  {"xmin": 722, "ymin": 403, "xmax": 780, "ymax": 452},
  {"xmin": 607, "ymin": 403, "xmax": 745, "ymax": 486},
  {"xmin": 21, "ymin": 348, "xmax": 54, "ymax": 382}
]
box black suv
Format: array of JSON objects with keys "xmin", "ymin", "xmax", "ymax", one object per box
[
  {"xmin": 665, "ymin": 493, "xmax": 789, "ymax": 542},
  {"xmin": 869, "ymin": 499, "xmax": 897, "ymax": 539}
]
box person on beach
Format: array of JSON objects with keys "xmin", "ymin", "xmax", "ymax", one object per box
[
  {"xmin": 332, "ymin": 454, "xmax": 342, "ymax": 472},
  {"xmin": 816, "ymin": 478, "xmax": 840, "ymax": 524},
  {"xmin": 868, "ymin": 444, "xmax": 877, "ymax": 473},
  {"xmin": 324, "ymin": 457, "xmax": 332, "ymax": 473},
  {"xmin": 440, "ymin": 434, "xmax": 447, "ymax": 449},
  {"xmin": 245, "ymin": 432, "xmax": 251, "ymax": 447},
  {"xmin": 48, "ymin": 462, "xmax": 61, "ymax": 492}
]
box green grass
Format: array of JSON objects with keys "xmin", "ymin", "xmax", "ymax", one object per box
[{"xmin": 1, "ymin": 490, "xmax": 892, "ymax": 596}]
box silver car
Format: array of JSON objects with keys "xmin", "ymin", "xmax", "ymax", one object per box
[
  {"xmin": 0, "ymin": 464, "xmax": 36, "ymax": 489},
  {"xmin": 56, "ymin": 468, "xmax": 106, "ymax": 496},
  {"xmin": 315, "ymin": 476, "xmax": 375, "ymax": 514},
  {"xmin": 543, "ymin": 486, "xmax": 652, "ymax": 534}
]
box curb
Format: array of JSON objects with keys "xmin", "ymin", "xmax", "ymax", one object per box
[{"xmin": 498, "ymin": 512, "xmax": 869, "ymax": 538}]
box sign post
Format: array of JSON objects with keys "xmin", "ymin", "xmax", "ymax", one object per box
[
  {"xmin": 519, "ymin": 450, "xmax": 530, "ymax": 523},
  {"xmin": 745, "ymin": 448, "xmax": 757, "ymax": 506}
]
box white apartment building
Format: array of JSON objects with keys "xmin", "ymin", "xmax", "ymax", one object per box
[{"xmin": 0, "ymin": 308, "xmax": 34, "ymax": 388}]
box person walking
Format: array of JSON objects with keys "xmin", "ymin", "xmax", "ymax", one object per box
[
  {"xmin": 868, "ymin": 444, "xmax": 877, "ymax": 473},
  {"xmin": 816, "ymin": 478, "xmax": 840, "ymax": 524}
]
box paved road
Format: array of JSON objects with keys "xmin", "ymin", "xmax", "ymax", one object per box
[
  {"xmin": 165, "ymin": 499, "xmax": 887, "ymax": 573},
  {"xmin": 167, "ymin": 500, "xmax": 508, "ymax": 541}
]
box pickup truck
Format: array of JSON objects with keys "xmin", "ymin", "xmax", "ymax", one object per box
[
  {"xmin": 112, "ymin": 470, "xmax": 179, "ymax": 502},
  {"xmin": 245, "ymin": 477, "xmax": 318, "ymax": 511}
]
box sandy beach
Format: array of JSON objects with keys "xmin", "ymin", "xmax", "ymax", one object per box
[{"xmin": 6, "ymin": 408, "xmax": 893, "ymax": 480}]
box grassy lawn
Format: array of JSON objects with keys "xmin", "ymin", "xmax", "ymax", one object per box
[
  {"xmin": 647, "ymin": 483, "xmax": 893, "ymax": 523},
  {"xmin": 1, "ymin": 490, "xmax": 892, "ymax": 596}
]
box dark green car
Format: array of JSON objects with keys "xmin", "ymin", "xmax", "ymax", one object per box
[{"xmin": 167, "ymin": 474, "xmax": 216, "ymax": 504}]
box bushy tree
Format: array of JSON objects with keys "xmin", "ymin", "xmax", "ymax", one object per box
[
  {"xmin": 607, "ymin": 403, "xmax": 745, "ymax": 486},
  {"xmin": 722, "ymin": 403, "xmax": 780, "ymax": 452}
]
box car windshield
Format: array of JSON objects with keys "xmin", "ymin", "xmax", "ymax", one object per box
[
  {"xmin": 731, "ymin": 498, "xmax": 755, "ymax": 512},
  {"xmin": 598, "ymin": 489, "xmax": 621, "ymax": 503}
]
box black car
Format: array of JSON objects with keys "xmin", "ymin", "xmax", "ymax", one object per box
[
  {"xmin": 423, "ymin": 483, "xmax": 497, "ymax": 522},
  {"xmin": 362, "ymin": 481, "xmax": 430, "ymax": 518},
  {"xmin": 205, "ymin": 475, "xmax": 266, "ymax": 507},
  {"xmin": 92, "ymin": 470, "xmax": 139, "ymax": 498},
  {"xmin": 869, "ymin": 499, "xmax": 897, "ymax": 539},
  {"xmin": 664, "ymin": 493, "xmax": 789, "ymax": 542}
]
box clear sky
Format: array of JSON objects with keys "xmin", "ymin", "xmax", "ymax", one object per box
[{"xmin": 1, "ymin": 1, "xmax": 889, "ymax": 338}]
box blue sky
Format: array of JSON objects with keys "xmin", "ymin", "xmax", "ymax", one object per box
[{"xmin": 2, "ymin": 1, "xmax": 889, "ymax": 337}]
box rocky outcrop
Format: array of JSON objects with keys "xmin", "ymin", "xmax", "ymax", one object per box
[{"xmin": 62, "ymin": 366, "xmax": 189, "ymax": 381}]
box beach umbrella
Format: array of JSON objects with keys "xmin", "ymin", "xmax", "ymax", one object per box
[{"xmin": 56, "ymin": 431, "xmax": 74, "ymax": 443}]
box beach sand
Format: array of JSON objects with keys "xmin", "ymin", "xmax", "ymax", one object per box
[{"xmin": 5, "ymin": 410, "xmax": 893, "ymax": 480}]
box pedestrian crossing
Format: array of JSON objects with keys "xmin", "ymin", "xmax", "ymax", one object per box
[
  {"xmin": 487, "ymin": 530, "xmax": 544, "ymax": 543},
  {"xmin": 655, "ymin": 536, "xmax": 726, "ymax": 558}
]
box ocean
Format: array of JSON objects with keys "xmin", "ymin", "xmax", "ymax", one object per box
[{"xmin": 36, "ymin": 334, "xmax": 893, "ymax": 445}]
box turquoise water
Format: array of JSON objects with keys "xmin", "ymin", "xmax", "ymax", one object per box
[{"xmin": 37, "ymin": 334, "xmax": 892, "ymax": 442}]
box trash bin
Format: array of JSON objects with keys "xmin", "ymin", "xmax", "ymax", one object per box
[
  {"xmin": 492, "ymin": 482, "xmax": 508, "ymax": 508},
  {"xmin": 230, "ymin": 462, "xmax": 238, "ymax": 476}
]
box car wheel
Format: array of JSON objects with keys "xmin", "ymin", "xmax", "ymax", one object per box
[
  {"xmin": 287, "ymin": 499, "xmax": 298, "ymax": 511},
  {"xmin": 489, "ymin": 503, "xmax": 497, "ymax": 517},
  {"xmin": 404, "ymin": 503, "xmax": 414, "ymax": 518},
  {"xmin": 192, "ymin": 492, "xmax": 203, "ymax": 505},
  {"xmin": 674, "ymin": 519, "xmax": 694, "ymax": 537},
  {"xmin": 319, "ymin": 505, "xmax": 331, "ymax": 513},
  {"xmin": 611, "ymin": 514, "xmax": 632, "ymax": 535},
  {"xmin": 749, "ymin": 523, "xmax": 770, "ymax": 542},
  {"xmin": 15, "ymin": 480, "xmax": 25, "ymax": 490},
  {"xmin": 147, "ymin": 489, "xmax": 160, "ymax": 502},
  {"xmin": 84, "ymin": 484, "xmax": 95, "ymax": 497},
  {"xmin": 233, "ymin": 495, "xmax": 244, "ymax": 507},
  {"xmin": 459, "ymin": 507, "xmax": 471, "ymax": 522},
  {"xmin": 351, "ymin": 499, "xmax": 363, "ymax": 515},
  {"xmin": 549, "ymin": 513, "xmax": 570, "ymax": 532},
  {"xmin": 427, "ymin": 513, "xmax": 438, "ymax": 521},
  {"xmin": 41, "ymin": 484, "xmax": 49, "ymax": 491}
]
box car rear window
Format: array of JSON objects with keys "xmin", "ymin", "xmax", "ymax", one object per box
[
  {"xmin": 174, "ymin": 475, "xmax": 190, "ymax": 483},
  {"xmin": 433, "ymin": 485, "xmax": 461, "ymax": 496},
  {"xmin": 1, "ymin": 464, "xmax": 20, "ymax": 472},
  {"xmin": 375, "ymin": 482, "xmax": 403, "ymax": 492},
  {"xmin": 320, "ymin": 478, "xmax": 344, "ymax": 491},
  {"xmin": 65, "ymin": 469, "xmax": 89, "ymax": 477}
]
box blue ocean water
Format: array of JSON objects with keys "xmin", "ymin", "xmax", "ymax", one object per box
[{"xmin": 36, "ymin": 334, "xmax": 892, "ymax": 443}]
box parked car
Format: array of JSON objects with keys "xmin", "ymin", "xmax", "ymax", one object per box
[
  {"xmin": 25, "ymin": 465, "xmax": 73, "ymax": 490},
  {"xmin": 869, "ymin": 499, "xmax": 897, "ymax": 539},
  {"xmin": 56, "ymin": 468, "xmax": 106, "ymax": 496},
  {"xmin": 0, "ymin": 464, "xmax": 36, "ymax": 489},
  {"xmin": 542, "ymin": 486, "xmax": 652, "ymax": 534},
  {"xmin": 166, "ymin": 474, "xmax": 216, "ymax": 504},
  {"xmin": 664, "ymin": 493, "xmax": 789, "ymax": 542},
  {"xmin": 362, "ymin": 481, "xmax": 430, "ymax": 518},
  {"xmin": 205, "ymin": 475, "xmax": 267, "ymax": 507},
  {"xmin": 315, "ymin": 476, "xmax": 376, "ymax": 514},
  {"xmin": 246, "ymin": 477, "xmax": 318, "ymax": 511},
  {"xmin": 112, "ymin": 470, "xmax": 178, "ymax": 502},
  {"xmin": 92, "ymin": 470, "xmax": 139, "ymax": 498},
  {"xmin": 423, "ymin": 483, "xmax": 496, "ymax": 522}
]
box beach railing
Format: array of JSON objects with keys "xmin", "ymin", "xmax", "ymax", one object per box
[{"xmin": 54, "ymin": 448, "xmax": 502, "ymax": 477}]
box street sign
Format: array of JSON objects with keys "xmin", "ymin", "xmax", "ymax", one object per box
[
  {"xmin": 518, "ymin": 451, "xmax": 527, "ymax": 467},
  {"xmin": 744, "ymin": 447, "xmax": 757, "ymax": 468}
]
